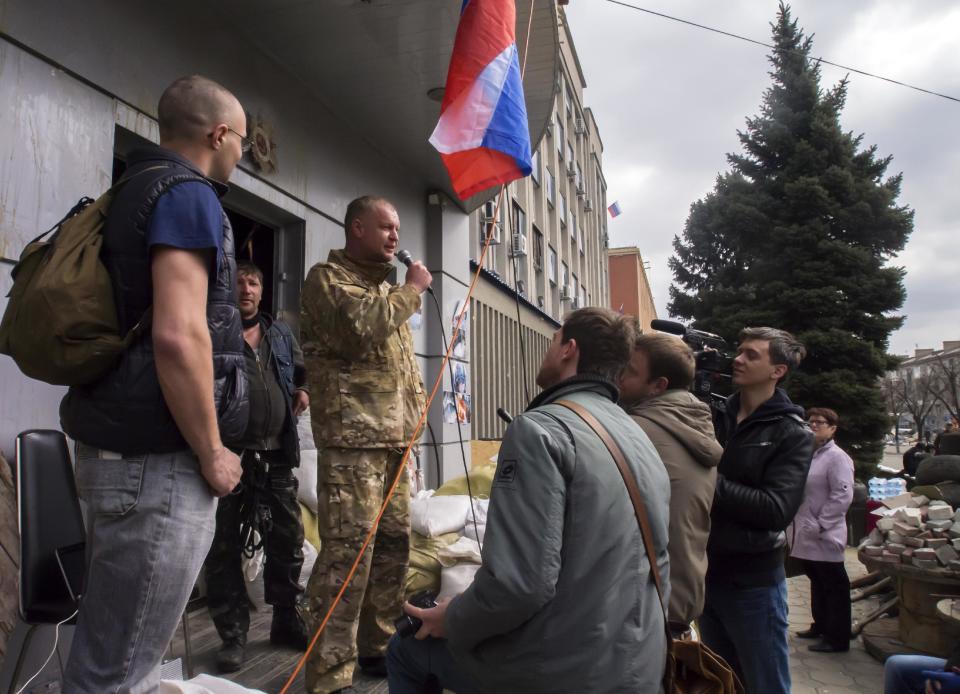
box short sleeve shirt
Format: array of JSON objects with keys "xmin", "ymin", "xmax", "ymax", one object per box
[{"xmin": 147, "ymin": 181, "xmax": 224, "ymax": 267}]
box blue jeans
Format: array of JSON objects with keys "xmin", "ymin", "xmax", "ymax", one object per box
[
  {"xmin": 386, "ymin": 634, "xmax": 482, "ymax": 694},
  {"xmin": 884, "ymin": 655, "xmax": 948, "ymax": 694},
  {"xmin": 699, "ymin": 579, "xmax": 790, "ymax": 694},
  {"xmin": 63, "ymin": 446, "xmax": 217, "ymax": 693}
]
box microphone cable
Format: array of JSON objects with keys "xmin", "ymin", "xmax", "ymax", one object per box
[{"xmin": 399, "ymin": 252, "xmax": 481, "ymax": 548}]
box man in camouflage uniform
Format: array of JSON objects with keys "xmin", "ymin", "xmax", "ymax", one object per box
[
  {"xmin": 205, "ymin": 261, "xmax": 312, "ymax": 672},
  {"xmin": 300, "ymin": 196, "xmax": 431, "ymax": 694}
]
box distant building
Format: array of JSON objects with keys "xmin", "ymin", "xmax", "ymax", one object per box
[
  {"xmin": 468, "ymin": 8, "xmax": 610, "ymax": 440},
  {"xmin": 890, "ymin": 341, "xmax": 960, "ymax": 432},
  {"xmin": 608, "ymin": 246, "xmax": 657, "ymax": 331}
]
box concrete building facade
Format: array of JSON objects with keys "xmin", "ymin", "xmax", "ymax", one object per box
[
  {"xmin": 468, "ymin": 10, "xmax": 610, "ymax": 440},
  {"xmin": 608, "ymin": 246, "xmax": 658, "ymax": 331},
  {"xmin": 0, "ymin": 1, "xmax": 562, "ymax": 486}
]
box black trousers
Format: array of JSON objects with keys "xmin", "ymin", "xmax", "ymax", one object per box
[
  {"xmin": 800, "ymin": 558, "xmax": 851, "ymax": 647},
  {"xmin": 205, "ymin": 449, "xmax": 305, "ymax": 644}
]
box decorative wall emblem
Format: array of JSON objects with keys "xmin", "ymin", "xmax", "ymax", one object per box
[{"xmin": 247, "ymin": 112, "xmax": 278, "ymax": 174}]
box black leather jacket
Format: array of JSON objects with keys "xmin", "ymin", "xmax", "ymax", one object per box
[{"xmin": 707, "ymin": 388, "xmax": 814, "ymax": 586}]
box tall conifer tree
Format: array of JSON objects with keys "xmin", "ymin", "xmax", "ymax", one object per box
[{"xmin": 669, "ymin": 4, "xmax": 913, "ymax": 473}]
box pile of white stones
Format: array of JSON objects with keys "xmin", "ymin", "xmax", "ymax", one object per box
[{"xmin": 861, "ymin": 497, "xmax": 960, "ymax": 571}]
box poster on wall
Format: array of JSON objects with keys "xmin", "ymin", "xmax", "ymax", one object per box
[
  {"xmin": 442, "ymin": 390, "xmax": 471, "ymax": 425},
  {"xmin": 450, "ymin": 299, "xmax": 469, "ymax": 359}
]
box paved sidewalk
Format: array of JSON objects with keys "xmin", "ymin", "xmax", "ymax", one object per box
[{"xmin": 787, "ymin": 549, "xmax": 886, "ymax": 694}]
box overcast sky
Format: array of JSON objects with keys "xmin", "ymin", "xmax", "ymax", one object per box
[{"xmin": 564, "ymin": 0, "xmax": 959, "ymax": 357}]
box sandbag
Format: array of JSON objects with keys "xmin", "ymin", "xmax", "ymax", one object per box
[
  {"xmin": 410, "ymin": 490, "xmax": 472, "ymax": 537},
  {"xmin": 434, "ymin": 459, "xmax": 498, "ymax": 498},
  {"xmin": 294, "ymin": 449, "xmax": 318, "ymax": 512},
  {"xmin": 916, "ymin": 455, "xmax": 960, "ymax": 486},
  {"xmin": 297, "ymin": 409, "xmax": 315, "ymax": 451},
  {"xmin": 461, "ymin": 498, "xmax": 489, "ymax": 544},
  {"xmin": 438, "ymin": 536, "xmax": 482, "ymax": 567},
  {"xmin": 438, "ymin": 563, "xmax": 481, "ymax": 600},
  {"xmin": 405, "ymin": 531, "xmax": 460, "ymax": 597}
]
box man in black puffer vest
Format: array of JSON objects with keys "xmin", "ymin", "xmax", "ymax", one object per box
[
  {"xmin": 60, "ymin": 75, "xmax": 249, "ymax": 693},
  {"xmin": 700, "ymin": 327, "xmax": 814, "ymax": 694}
]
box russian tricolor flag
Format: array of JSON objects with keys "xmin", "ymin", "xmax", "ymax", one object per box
[{"xmin": 430, "ymin": 0, "xmax": 533, "ymax": 200}]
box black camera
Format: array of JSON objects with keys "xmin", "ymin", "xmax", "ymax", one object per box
[
  {"xmin": 650, "ymin": 319, "xmax": 733, "ymax": 413},
  {"xmin": 394, "ymin": 591, "xmax": 438, "ymax": 638}
]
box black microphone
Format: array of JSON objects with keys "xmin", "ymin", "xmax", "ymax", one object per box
[
  {"xmin": 396, "ymin": 249, "xmax": 413, "ymax": 267},
  {"xmin": 396, "ymin": 249, "xmax": 434, "ymax": 295},
  {"xmin": 496, "ymin": 407, "xmax": 513, "ymax": 424},
  {"xmin": 650, "ymin": 319, "xmax": 687, "ymax": 336}
]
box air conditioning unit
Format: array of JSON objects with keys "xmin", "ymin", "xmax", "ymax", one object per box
[
  {"xmin": 480, "ymin": 216, "xmax": 501, "ymax": 246},
  {"xmin": 510, "ymin": 233, "xmax": 527, "ymax": 257},
  {"xmin": 575, "ymin": 117, "xmax": 586, "ymax": 135},
  {"xmin": 560, "ymin": 284, "xmax": 573, "ymax": 301},
  {"xmin": 566, "ymin": 162, "xmax": 577, "ymax": 179},
  {"xmin": 584, "ymin": 198, "xmax": 593, "ymax": 212}
]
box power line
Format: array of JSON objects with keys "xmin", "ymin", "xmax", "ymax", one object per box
[{"xmin": 604, "ymin": 0, "xmax": 960, "ymax": 104}]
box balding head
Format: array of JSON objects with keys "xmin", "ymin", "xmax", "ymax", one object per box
[
  {"xmin": 157, "ymin": 75, "xmax": 246, "ymax": 182},
  {"xmin": 158, "ymin": 75, "xmax": 241, "ymax": 143}
]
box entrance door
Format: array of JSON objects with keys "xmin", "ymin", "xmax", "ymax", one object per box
[{"xmin": 112, "ymin": 126, "xmax": 306, "ymax": 332}]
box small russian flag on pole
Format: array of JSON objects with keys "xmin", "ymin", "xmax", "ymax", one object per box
[
  {"xmin": 430, "ymin": 0, "xmax": 533, "ymax": 200},
  {"xmin": 608, "ymin": 201, "xmax": 623, "ymax": 218}
]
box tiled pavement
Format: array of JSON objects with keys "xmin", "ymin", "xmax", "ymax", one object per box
[{"xmin": 787, "ymin": 549, "xmax": 886, "ymax": 694}]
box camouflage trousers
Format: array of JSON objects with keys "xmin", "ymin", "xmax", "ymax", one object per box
[
  {"xmin": 303, "ymin": 447, "xmax": 410, "ymax": 694},
  {"xmin": 205, "ymin": 449, "xmax": 305, "ymax": 645}
]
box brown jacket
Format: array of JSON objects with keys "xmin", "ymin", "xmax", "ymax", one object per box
[
  {"xmin": 300, "ymin": 249, "xmax": 425, "ymax": 449},
  {"xmin": 627, "ymin": 390, "xmax": 721, "ymax": 624}
]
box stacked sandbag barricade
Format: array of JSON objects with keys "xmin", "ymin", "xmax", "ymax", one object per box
[{"xmin": 405, "ymin": 459, "xmax": 497, "ymax": 600}]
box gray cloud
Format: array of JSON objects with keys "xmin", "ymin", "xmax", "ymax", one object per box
[{"xmin": 565, "ymin": 0, "xmax": 959, "ymax": 356}]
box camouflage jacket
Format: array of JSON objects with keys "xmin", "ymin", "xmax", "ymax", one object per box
[{"xmin": 301, "ymin": 248, "xmax": 426, "ymax": 449}]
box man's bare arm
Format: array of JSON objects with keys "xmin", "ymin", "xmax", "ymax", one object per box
[{"xmin": 151, "ymin": 247, "xmax": 240, "ymax": 496}]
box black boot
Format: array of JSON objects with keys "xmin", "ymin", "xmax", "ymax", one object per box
[
  {"xmin": 358, "ymin": 656, "xmax": 388, "ymax": 677},
  {"xmin": 270, "ymin": 605, "xmax": 308, "ymax": 650},
  {"xmin": 216, "ymin": 639, "xmax": 246, "ymax": 673}
]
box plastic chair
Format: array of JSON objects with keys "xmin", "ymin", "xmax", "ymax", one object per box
[{"xmin": 0, "ymin": 430, "xmax": 85, "ymax": 693}]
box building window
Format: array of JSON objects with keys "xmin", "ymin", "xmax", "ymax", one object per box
[
  {"xmin": 565, "ymin": 81, "xmax": 574, "ymax": 120},
  {"xmin": 559, "ymin": 193, "xmax": 567, "ymax": 227},
  {"xmin": 533, "ymin": 226, "xmax": 544, "ymax": 271},
  {"xmin": 580, "ymin": 224, "xmax": 585, "ymax": 253},
  {"xmin": 546, "ymin": 169, "xmax": 555, "ymax": 207},
  {"xmin": 557, "ymin": 119, "xmax": 565, "ymax": 158},
  {"xmin": 561, "ymin": 262, "xmax": 569, "ymax": 290},
  {"xmin": 581, "ymin": 285, "xmax": 587, "ymax": 307},
  {"xmin": 576, "ymin": 163, "xmax": 583, "ymax": 192},
  {"xmin": 567, "ymin": 141, "xmax": 574, "ymax": 165},
  {"xmin": 548, "ymin": 246, "xmax": 558, "ymax": 284},
  {"xmin": 572, "ymin": 273, "xmax": 578, "ymax": 299},
  {"xmin": 531, "ymin": 148, "xmax": 541, "ymax": 185},
  {"xmin": 512, "ymin": 200, "xmax": 526, "ymax": 237},
  {"xmin": 571, "ymin": 214, "xmax": 577, "ymax": 241}
]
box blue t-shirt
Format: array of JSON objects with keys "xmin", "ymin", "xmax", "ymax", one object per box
[{"xmin": 147, "ymin": 181, "xmax": 223, "ymax": 267}]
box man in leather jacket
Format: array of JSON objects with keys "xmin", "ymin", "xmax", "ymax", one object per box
[{"xmin": 700, "ymin": 327, "xmax": 814, "ymax": 694}]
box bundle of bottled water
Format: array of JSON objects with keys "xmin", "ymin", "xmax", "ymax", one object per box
[{"xmin": 868, "ymin": 477, "xmax": 907, "ymax": 500}]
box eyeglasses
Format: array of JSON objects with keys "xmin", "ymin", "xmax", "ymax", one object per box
[
  {"xmin": 808, "ymin": 419, "xmax": 832, "ymax": 427},
  {"xmin": 227, "ymin": 126, "xmax": 252, "ymax": 154}
]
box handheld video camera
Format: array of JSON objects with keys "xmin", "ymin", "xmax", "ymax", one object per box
[
  {"xmin": 649, "ymin": 319, "xmax": 733, "ymax": 414},
  {"xmin": 394, "ymin": 590, "xmax": 438, "ymax": 638}
]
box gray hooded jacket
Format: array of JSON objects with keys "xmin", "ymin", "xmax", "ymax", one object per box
[
  {"xmin": 627, "ymin": 390, "xmax": 721, "ymax": 624},
  {"xmin": 445, "ymin": 376, "xmax": 671, "ymax": 693}
]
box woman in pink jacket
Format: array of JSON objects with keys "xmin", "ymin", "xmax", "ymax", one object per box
[{"xmin": 789, "ymin": 407, "xmax": 854, "ymax": 653}]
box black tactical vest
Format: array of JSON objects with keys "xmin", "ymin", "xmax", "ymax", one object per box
[{"xmin": 60, "ymin": 146, "xmax": 248, "ymax": 454}]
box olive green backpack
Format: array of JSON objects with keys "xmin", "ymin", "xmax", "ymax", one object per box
[{"xmin": 0, "ymin": 173, "xmax": 156, "ymax": 386}]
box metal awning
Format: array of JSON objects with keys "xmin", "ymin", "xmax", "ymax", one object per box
[{"xmin": 215, "ymin": 0, "xmax": 560, "ymax": 212}]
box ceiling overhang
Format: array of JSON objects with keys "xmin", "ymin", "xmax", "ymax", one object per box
[{"xmin": 217, "ymin": 0, "xmax": 560, "ymax": 213}]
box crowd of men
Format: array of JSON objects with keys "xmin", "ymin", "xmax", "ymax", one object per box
[{"xmin": 59, "ymin": 74, "xmax": 822, "ymax": 694}]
